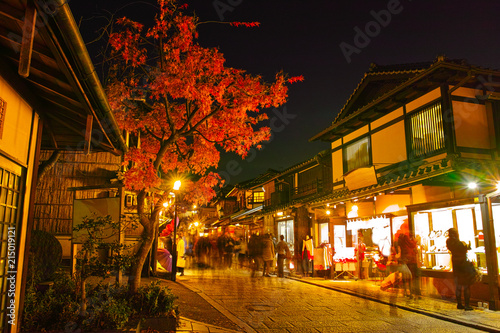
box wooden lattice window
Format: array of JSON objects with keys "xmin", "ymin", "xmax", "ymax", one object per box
[{"xmin": 408, "ymin": 102, "xmax": 445, "ymax": 159}]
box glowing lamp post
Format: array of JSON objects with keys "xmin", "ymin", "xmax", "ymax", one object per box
[{"xmin": 171, "ymin": 180, "xmax": 181, "ymax": 281}]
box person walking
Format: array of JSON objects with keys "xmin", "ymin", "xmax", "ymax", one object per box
[
  {"xmin": 248, "ymin": 234, "xmax": 263, "ymax": 277},
  {"xmin": 237, "ymin": 236, "xmax": 248, "ymax": 269},
  {"xmin": 276, "ymin": 235, "xmax": 291, "ymax": 278},
  {"xmin": 446, "ymin": 228, "xmax": 473, "ymax": 310},
  {"xmin": 262, "ymin": 234, "xmax": 275, "ymax": 277},
  {"xmin": 176, "ymin": 233, "xmax": 186, "ymax": 276},
  {"xmin": 396, "ymin": 233, "xmax": 417, "ymax": 298}
]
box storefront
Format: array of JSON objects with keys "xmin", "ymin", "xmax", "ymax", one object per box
[
  {"xmin": 331, "ymin": 214, "xmax": 407, "ymax": 279},
  {"xmin": 408, "ymin": 196, "xmax": 500, "ymax": 309}
]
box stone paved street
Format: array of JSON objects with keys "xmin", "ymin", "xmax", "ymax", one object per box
[{"xmin": 175, "ymin": 268, "xmax": 492, "ymax": 333}]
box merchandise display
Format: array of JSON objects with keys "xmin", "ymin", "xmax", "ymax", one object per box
[{"xmin": 413, "ymin": 204, "xmax": 486, "ymax": 273}]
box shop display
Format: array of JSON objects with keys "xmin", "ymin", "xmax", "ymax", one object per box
[{"xmin": 413, "ymin": 204, "xmax": 486, "ymax": 273}]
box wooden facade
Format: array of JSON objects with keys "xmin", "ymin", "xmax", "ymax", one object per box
[
  {"xmin": 34, "ymin": 151, "xmax": 121, "ymax": 235},
  {"xmin": 0, "ymin": 1, "xmax": 126, "ymax": 330}
]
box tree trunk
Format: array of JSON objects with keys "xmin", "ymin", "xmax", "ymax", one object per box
[
  {"xmin": 128, "ymin": 190, "xmax": 157, "ymax": 294},
  {"xmin": 128, "ymin": 225, "xmax": 154, "ymax": 293}
]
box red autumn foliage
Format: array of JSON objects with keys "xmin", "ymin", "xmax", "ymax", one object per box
[{"xmin": 106, "ymin": 0, "xmax": 300, "ymax": 205}]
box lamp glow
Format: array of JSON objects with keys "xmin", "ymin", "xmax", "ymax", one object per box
[
  {"xmin": 173, "ymin": 180, "xmax": 181, "ymax": 190},
  {"xmin": 468, "ymin": 182, "xmax": 477, "ymax": 190}
]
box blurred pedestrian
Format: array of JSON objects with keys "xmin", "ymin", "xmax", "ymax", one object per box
[
  {"xmin": 248, "ymin": 234, "xmax": 263, "ymax": 277},
  {"xmin": 276, "ymin": 235, "xmax": 291, "ymax": 277},
  {"xmin": 223, "ymin": 232, "xmax": 235, "ymax": 269},
  {"xmin": 237, "ymin": 236, "xmax": 248, "ymax": 269},
  {"xmin": 446, "ymin": 228, "xmax": 473, "ymax": 310},
  {"xmin": 396, "ymin": 233, "xmax": 416, "ymax": 298},
  {"xmin": 177, "ymin": 233, "xmax": 186, "ymax": 276},
  {"xmin": 262, "ymin": 234, "xmax": 275, "ymax": 277}
]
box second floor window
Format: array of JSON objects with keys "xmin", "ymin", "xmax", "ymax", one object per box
[
  {"xmin": 409, "ymin": 102, "xmax": 445, "ymax": 159},
  {"xmin": 345, "ymin": 136, "xmax": 370, "ymax": 173},
  {"xmin": 250, "ymin": 192, "xmax": 264, "ymax": 204}
]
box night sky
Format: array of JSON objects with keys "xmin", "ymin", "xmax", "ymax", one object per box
[{"xmin": 70, "ymin": 0, "xmax": 500, "ymax": 186}]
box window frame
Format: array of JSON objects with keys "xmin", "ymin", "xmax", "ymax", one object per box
[
  {"xmin": 343, "ymin": 135, "xmax": 372, "ymax": 174},
  {"xmin": 406, "ymin": 100, "xmax": 446, "ymax": 160}
]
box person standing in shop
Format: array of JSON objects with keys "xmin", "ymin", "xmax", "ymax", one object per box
[
  {"xmin": 446, "ymin": 228, "xmax": 473, "ymax": 310},
  {"xmin": 276, "ymin": 235, "xmax": 291, "ymax": 277}
]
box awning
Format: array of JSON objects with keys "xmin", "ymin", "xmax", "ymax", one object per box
[{"xmin": 231, "ymin": 205, "xmax": 263, "ymax": 220}]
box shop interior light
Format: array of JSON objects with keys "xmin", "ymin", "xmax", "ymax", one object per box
[
  {"xmin": 277, "ymin": 211, "xmax": 284, "ymax": 216},
  {"xmin": 468, "ymin": 182, "xmax": 477, "ymax": 189},
  {"xmin": 352, "ymin": 205, "xmax": 358, "ymax": 212}
]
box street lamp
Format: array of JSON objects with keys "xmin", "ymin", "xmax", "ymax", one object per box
[{"xmin": 171, "ymin": 180, "xmax": 181, "ymax": 281}]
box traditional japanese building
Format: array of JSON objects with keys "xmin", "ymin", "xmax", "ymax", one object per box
[
  {"xmin": 0, "ymin": 0, "xmax": 126, "ymax": 330},
  {"xmin": 310, "ymin": 57, "xmax": 500, "ymax": 309}
]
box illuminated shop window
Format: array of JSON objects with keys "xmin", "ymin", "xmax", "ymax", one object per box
[
  {"xmin": 277, "ymin": 220, "xmax": 294, "ymax": 255},
  {"xmin": 408, "ymin": 102, "xmax": 445, "ymax": 159},
  {"xmin": 413, "ymin": 204, "xmax": 486, "ymax": 274},
  {"xmin": 344, "ymin": 136, "xmax": 370, "ymax": 173}
]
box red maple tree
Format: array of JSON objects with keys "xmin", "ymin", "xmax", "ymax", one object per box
[{"xmin": 105, "ymin": 0, "xmax": 302, "ymax": 292}]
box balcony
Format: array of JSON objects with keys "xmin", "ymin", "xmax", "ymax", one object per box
[{"xmin": 292, "ymin": 178, "xmax": 332, "ymax": 200}]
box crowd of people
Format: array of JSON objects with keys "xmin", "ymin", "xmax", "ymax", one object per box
[{"xmin": 157, "ymin": 231, "xmax": 291, "ymax": 278}]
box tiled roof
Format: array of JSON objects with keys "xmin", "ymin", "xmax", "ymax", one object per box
[{"xmin": 311, "ymin": 57, "xmax": 500, "ymax": 143}]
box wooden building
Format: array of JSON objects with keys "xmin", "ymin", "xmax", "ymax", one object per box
[
  {"xmin": 310, "ymin": 57, "xmax": 500, "ymax": 309},
  {"xmin": 0, "ymin": 0, "xmax": 126, "ymax": 330}
]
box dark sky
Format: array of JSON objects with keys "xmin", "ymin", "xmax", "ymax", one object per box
[{"xmin": 70, "ymin": 0, "xmax": 500, "ymax": 186}]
